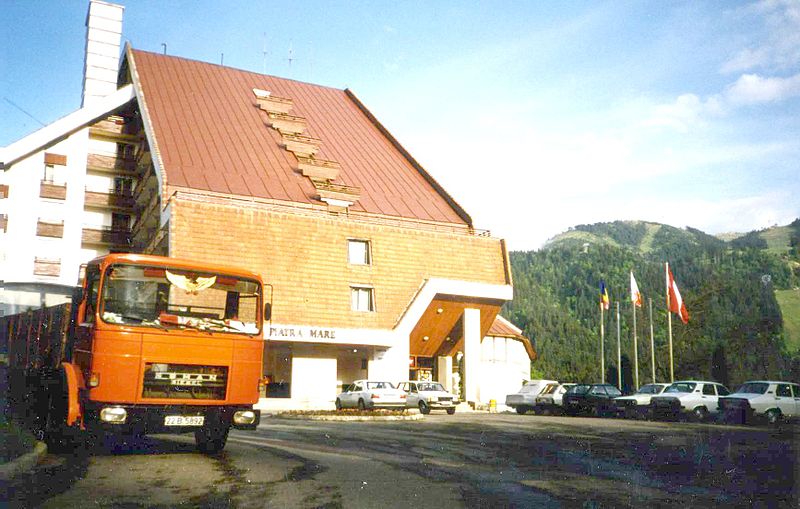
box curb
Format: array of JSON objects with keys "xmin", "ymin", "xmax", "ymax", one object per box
[
  {"xmin": 0, "ymin": 441, "xmax": 47, "ymax": 482},
  {"xmin": 269, "ymin": 413, "xmax": 425, "ymax": 422}
]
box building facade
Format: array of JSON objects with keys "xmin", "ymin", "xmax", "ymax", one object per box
[{"xmin": 0, "ymin": 0, "xmax": 533, "ymax": 409}]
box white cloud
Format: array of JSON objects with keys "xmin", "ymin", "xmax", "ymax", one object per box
[
  {"xmin": 724, "ymin": 72, "xmax": 800, "ymax": 105},
  {"xmin": 642, "ymin": 93, "xmax": 723, "ymax": 132},
  {"xmin": 722, "ymin": 0, "xmax": 800, "ymax": 73}
]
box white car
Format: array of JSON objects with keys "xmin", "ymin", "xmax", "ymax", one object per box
[
  {"xmin": 613, "ymin": 383, "xmax": 670, "ymax": 419},
  {"xmin": 335, "ymin": 380, "xmax": 407, "ymax": 410},
  {"xmin": 534, "ymin": 383, "xmax": 575, "ymax": 414},
  {"xmin": 718, "ymin": 381, "xmax": 800, "ymax": 424},
  {"xmin": 649, "ymin": 380, "xmax": 730, "ymax": 421},
  {"xmin": 397, "ymin": 381, "xmax": 458, "ymax": 415},
  {"xmin": 505, "ymin": 379, "xmax": 559, "ymax": 414}
]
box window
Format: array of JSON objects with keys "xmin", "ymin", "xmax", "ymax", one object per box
[
  {"xmin": 777, "ymin": 384, "xmax": 792, "ymax": 397},
  {"xmin": 702, "ymin": 384, "xmax": 716, "ymax": 396},
  {"xmin": 717, "ymin": 385, "xmax": 729, "ymax": 396},
  {"xmin": 589, "ymin": 385, "xmax": 606, "ymax": 395},
  {"xmin": 351, "ymin": 285, "xmax": 375, "ymax": 312},
  {"xmin": 348, "ymin": 239, "xmax": 371, "ymax": 265},
  {"xmin": 43, "ymin": 164, "xmax": 55, "ymax": 183}
]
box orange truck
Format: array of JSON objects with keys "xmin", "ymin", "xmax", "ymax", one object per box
[{"xmin": 2, "ymin": 253, "xmax": 268, "ymax": 453}]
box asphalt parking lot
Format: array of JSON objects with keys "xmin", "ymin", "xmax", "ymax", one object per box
[{"xmin": 2, "ymin": 412, "xmax": 798, "ymax": 508}]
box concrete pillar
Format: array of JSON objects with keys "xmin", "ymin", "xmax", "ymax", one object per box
[
  {"xmin": 437, "ymin": 355, "xmax": 453, "ymax": 393},
  {"xmin": 463, "ymin": 307, "xmax": 480, "ymax": 403}
]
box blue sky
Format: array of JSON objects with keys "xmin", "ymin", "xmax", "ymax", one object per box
[{"xmin": 2, "ymin": 1, "xmax": 798, "ymax": 250}]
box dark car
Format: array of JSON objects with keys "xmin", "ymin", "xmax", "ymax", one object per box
[{"xmin": 563, "ymin": 383, "xmax": 623, "ymax": 417}]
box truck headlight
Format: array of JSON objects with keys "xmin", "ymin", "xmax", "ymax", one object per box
[
  {"xmin": 233, "ymin": 410, "xmax": 257, "ymax": 425},
  {"xmin": 99, "ymin": 406, "xmax": 127, "ymax": 424}
]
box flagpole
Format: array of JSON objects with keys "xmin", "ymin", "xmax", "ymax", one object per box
[
  {"xmin": 649, "ymin": 297, "xmax": 656, "ymax": 383},
  {"xmin": 632, "ymin": 294, "xmax": 639, "ymax": 390},
  {"xmin": 600, "ymin": 303, "xmax": 605, "ymax": 384},
  {"xmin": 666, "ymin": 262, "xmax": 674, "ymax": 382},
  {"xmin": 616, "ymin": 301, "xmax": 621, "ymax": 390}
]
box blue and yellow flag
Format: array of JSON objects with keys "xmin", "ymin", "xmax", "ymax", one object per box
[{"xmin": 600, "ymin": 281, "xmax": 610, "ymax": 310}]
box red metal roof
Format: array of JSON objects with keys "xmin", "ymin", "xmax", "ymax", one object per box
[
  {"xmin": 488, "ymin": 316, "xmax": 535, "ymax": 360},
  {"xmin": 128, "ymin": 49, "xmax": 470, "ymax": 225}
]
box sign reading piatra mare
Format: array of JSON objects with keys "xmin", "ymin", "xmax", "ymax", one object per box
[{"xmin": 268, "ymin": 326, "xmax": 337, "ymax": 340}]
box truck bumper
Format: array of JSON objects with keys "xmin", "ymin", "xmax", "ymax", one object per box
[{"xmin": 83, "ymin": 403, "xmax": 260, "ymax": 434}]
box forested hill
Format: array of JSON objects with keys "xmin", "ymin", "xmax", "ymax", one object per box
[{"xmin": 503, "ymin": 219, "xmax": 800, "ymax": 391}]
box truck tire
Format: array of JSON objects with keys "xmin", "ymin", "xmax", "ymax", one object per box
[
  {"xmin": 195, "ymin": 426, "xmax": 230, "ymax": 454},
  {"xmin": 40, "ymin": 374, "xmax": 75, "ymax": 453}
]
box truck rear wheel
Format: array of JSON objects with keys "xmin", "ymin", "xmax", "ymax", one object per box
[{"xmin": 195, "ymin": 426, "xmax": 230, "ymax": 454}]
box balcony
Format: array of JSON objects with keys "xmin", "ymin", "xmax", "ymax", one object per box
[
  {"xmin": 40, "ymin": 181, "xmax": 67, "ymax": 200},
  {"xmin": 81, "ymin": 226, "xmax": 131, "ymax": 247},
  {"xmin": 86, "ymin": 153, "xmax": 137, "ymax": 174},
  {"xmin": 84, "ymin": 189, "xmax": 136, "ymax": 210}
]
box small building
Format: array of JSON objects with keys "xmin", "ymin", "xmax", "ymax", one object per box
[{"xmin": 0, "ymin": 1, "xmax": 534, "ymax": 409}]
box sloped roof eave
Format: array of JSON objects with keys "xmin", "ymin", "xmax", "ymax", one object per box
[{"xmin": 0, "ymin": 85, "xmax": 136, "ymax": 169}]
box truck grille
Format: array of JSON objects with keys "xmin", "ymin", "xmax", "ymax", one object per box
[{"xmin": 142, "ymin": 363, "xmax": 228, "ymax": 400}]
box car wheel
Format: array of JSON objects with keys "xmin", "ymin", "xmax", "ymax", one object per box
[
  {"xmin": 766, "ymin": 409, "xmax": 781, "ymax": 425},
  {"xmin": 419, "ymin": 401, "xmax": 431, "ymax": 415},
  {"xmin": 357, "ymin": 399, "xmax": 366, "ymax": 410},
  {"xmin": 446, "ymin": 407, "xmax": 456, "ymax": 415},
  {"xmin": 335, "ymin": 399, "xmax": 342, "ymax": 410},
  {"xmin": 516, "ymin": 406, "xmax": 528, "ymax": 415},
  {"xmin": 693, "ymin": 407, "xmax": 708, "ymax": 422}
]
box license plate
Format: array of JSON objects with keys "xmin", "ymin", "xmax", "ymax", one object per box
[{"xmin": 164, "ymin": 415, "xmax": 204, "ymax": 426}]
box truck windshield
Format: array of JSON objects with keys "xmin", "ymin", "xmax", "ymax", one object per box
[{"xmin": 100, "ymin": 264, "xmax": 261, "ymax": 335}]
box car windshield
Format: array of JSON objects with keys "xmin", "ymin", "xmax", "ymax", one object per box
[
  {"xmin": 100, "ymin": 263, "xmax": 261, "ymax": 335},
  {"xmin": 519, "ymin": 384, "xmax": 542, "ymax": 394},
  {"xmin": 665, "ymin": 382, "xmax": 696, "ymax": 393},
  {"xmin": 567, "ymin": 384, "xmax": 591, "ymax": 395},
  {"xmin": 735, "ymin": 382, "xmax": 769, "ymax": 394},
  {"xmin": 417, "ymin": 382, "xmax": 445, "ymax": 392},
  {"xmin": 636, "ymin": 385, "xmax": 659, "ymax": 395},
  {"xmin": 366, "ymin": 382, "xmax": 395, "ymax": 390},
  {"xmin": 605, "ymin": 386, "xmax": 622, "ymax": 396}
]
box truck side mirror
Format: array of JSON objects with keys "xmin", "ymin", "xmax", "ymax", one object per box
[{"xmin": 264, "ymin": 302, "xmax": 272, "ymax": 322}]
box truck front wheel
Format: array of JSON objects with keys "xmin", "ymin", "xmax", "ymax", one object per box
[{"xmin": 195, "ymin": 426, "xmax": 230, "ymax": 454}]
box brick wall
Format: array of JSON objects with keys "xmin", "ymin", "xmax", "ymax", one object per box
[{"xmin": 170, "ymin": 198, "xmax": 508, "ymax": 330}]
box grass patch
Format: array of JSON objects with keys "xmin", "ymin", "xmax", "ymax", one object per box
[
  {"xmin": 0, "ymin": 419, "xmax": 36, "ymax": 464},
  {"xmin": 761, "ymin": 226, "xmax": 791, "ymax": 255},
  {"xmin": 777, "ymin": 288, "xmax": 800, "ymax": 353}
]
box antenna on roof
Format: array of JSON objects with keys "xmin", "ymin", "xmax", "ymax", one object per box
[
  {"xmin": 287, "ymin": 41, "xmax": 294, "ymax": 71},
  {"xmin": 220, "ymin": 53, "xmax": 224, "ymax": 66},
  {"xmin": 161, "ymin": 43, "xmax": 167, "ymax": 55},
  {"xmin": 262, "ymin": 32, "xmax": 268, "ymax": 74}
]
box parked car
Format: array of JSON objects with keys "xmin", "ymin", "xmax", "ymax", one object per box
[
  {"xmin": 563, "ymin": 383, "xmax": 622, "ymax": 417},
  {"xmin": 613, "ymin": 383, "xmax": 670, "ymax": 419},
  {"xmin": 335, "ymin": 380, "xmax": 407, "ymax": 410},
  {"xmin": 649, "ymin": 381, "xmax": 730, "ymax": 421},
  {"xmin": 534, "ymin": 383, "xmax": 576, "ymax": 414},
  {"xmin": 506, "ymin": 379, "xmax": 559, "ymax": 414},
  {"xmin": 718, "ymin": 381, "xmax": 800, "ymax": 424},
  {"xmin": 397, "ymin": 381, "xmax": 458, "ymax": 414}
]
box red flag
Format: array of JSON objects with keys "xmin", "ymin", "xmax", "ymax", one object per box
[{"xmin": 667, "ymin": 266, "xmax": 689, "ymax": 324}]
